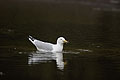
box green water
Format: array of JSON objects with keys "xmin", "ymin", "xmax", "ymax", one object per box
[{"xmin": 0, "ymin": 0, "xmax": 120, "ymax": 80}]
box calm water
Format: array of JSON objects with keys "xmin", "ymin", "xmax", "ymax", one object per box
[
  {"xmin": 0, "ymin": 47, "xmax": 120, "ymax": 80},
  {"xmin": 0, "ymin": 0, "xmax": 120, "ymax": 80}
]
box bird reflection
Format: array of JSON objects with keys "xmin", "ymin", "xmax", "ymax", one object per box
[
  {"xmin": 28, "ymin": 51, "xmax": 64, "ymax": 70},
  {"xmin": 54, "ymin": 52, "xmax": 64, "ymax": 70}
]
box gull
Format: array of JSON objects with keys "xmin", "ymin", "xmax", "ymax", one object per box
[{"xmin": 28, "ymin": 35, "xmax": 68, "ymax": 52}]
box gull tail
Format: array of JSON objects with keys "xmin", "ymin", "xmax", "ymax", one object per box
[{"xmin": 28, "ymin": 35, "xmax": 36, "ymax": 44}]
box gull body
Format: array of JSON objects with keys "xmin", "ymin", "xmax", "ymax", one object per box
[{"xmin": 28, "ymin": 36, "xmax": 68, "ymax": 52}]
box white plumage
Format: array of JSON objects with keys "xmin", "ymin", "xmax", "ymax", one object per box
[{"xmin": 28, "ymin": 36, "xmax": 68, "ymax": 52}]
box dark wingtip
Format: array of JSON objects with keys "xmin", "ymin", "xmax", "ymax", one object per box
[{"xmin": 28, "ymin": 35, "xmax": 35, "ymax": 41}]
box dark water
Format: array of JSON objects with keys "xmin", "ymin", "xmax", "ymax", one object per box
[
  {"xmin": 1, "ymin": 48, "xmax": 120, "ymax": 80},
  {"xmin": 1, "ymin": 0, "xmax": 120, "ymax": 80}
]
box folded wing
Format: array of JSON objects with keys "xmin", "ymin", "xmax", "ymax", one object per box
[{"xmin": 29, "ymin": 36, "xmax": 53, "ymax": 51}]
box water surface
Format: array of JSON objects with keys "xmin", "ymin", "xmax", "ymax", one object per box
[
  {"xmin": 0, "ymin": 47, "xmax": 120, "ymax": 80},
  {"xmin": 0, "ymin": 0, "xmax": 120, "ymax": 80}
]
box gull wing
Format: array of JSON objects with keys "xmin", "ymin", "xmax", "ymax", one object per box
[
  {"xmin": 34, "ymin": 40, "xmax": 53, "ymax": 51},
  {"xmin": 28, "ymin": 36, "xmax": 53, "ymax": 51}
]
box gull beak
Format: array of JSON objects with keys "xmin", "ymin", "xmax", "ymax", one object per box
[{"xmin": 63, "ymin": 40, "xmax": 68, "ymax": 43}]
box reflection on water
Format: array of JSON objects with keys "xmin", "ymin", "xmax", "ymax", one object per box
[
  {"xmin": 0, "ymin": 47, "xmax": 120, "ymax": 80},
  {"xmin": 55, "ymin": 52, "xmax": 64, "ymax": 70},
  {"xmin": 28, "ymin": 51, "xmax": 64, "ymax": 70},
  {"xmin": 0, "ymin": 0, "xmax": 120, "ymax": 80}
]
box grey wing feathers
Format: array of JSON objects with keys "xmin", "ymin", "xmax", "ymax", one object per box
[
  {"xmin": 28, "ymin": 36, "xmax": 53, "ymax": 51},
  {"xmin": 34, "ymin": 40, "xmax": 53, "ymax": 50}
]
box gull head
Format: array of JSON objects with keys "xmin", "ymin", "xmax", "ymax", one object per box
[{"xmin": 57, "ymin": 37, "xmax": 68, "ymax": 44}]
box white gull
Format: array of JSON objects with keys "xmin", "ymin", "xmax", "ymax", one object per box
[{"xmin": 28, "ymin": 35, "xmax": 68, "ymax": 52}]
